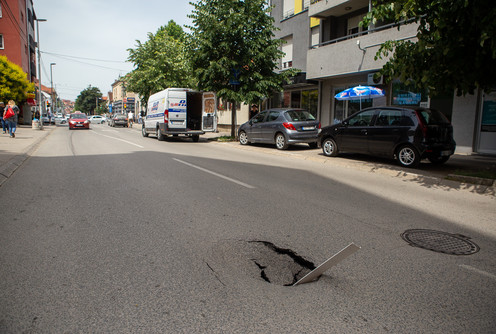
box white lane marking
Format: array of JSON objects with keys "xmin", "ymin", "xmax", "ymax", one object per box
[
  {"xmin": 173, "ymin": 158, "xmax": 255, "ymax": 189},
  {"xmin": 459, "ymin": 265, "xmax": 496, "ymax": 281},
  {"xmin": 93, "ymin": 132, "xmax": 144, "ymax": 148}
]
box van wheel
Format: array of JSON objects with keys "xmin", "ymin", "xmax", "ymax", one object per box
[
  {"xmin": 142, "ymin": 125, "xmax": 149, "ymax": 137},
  {"xmin": 157, "ymin": 127, "xmax": 165, "ymax": 141},
  {"xmin": 275, "ymin": 133, "xmax": 288, "ymax": 150},
  {"xmin": 192, "ymin": 135, "xmax": 200, "ymax": 142},
  {"xmin": 239, "ymin": 131, "xmax": 249, "ymax": 145},
  {"xmin": 397, "ymin": 145, "xmax": 420, "ymax": 168},
  {"xmin": 322, "ymin": 138, "xmax": 338, "ymax": 157}
]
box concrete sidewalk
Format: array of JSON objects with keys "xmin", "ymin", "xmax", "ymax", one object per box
[
  {"xmin": 1, "ymin": 124, "xmax": 495, "ymax": 195},
  {"xmin": 0, "ymin": 125, "xmax": 54, "ymax": 186}
]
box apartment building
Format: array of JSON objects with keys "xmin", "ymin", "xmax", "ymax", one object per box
[{"xmin": 271, "ymin": 0, "xmax": 496, "ymax": 155}]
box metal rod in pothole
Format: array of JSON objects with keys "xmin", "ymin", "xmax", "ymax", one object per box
[{"xmin": 293, "ymin": 243, "xmax": 360, "ymax": 286}]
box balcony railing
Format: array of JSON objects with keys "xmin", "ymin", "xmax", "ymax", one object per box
[{"xmin": 311, "ymin": 18, "xmax": 417, "ymax": 49}]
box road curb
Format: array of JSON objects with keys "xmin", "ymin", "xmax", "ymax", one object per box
[{"xmin": 212, "ymin": 140, "xmax": 496, "ymax": 196}]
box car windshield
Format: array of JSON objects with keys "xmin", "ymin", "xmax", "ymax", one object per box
[
  {"xmin": 285, "ymin": 110, "xmax": 316, "ymax": 122},
  {"xmin": 418, "ymin": 109, "xmax": 450, "ymax": 125},
  {"xmin": 115, "ymin": 114, "xmax": 127, "ymax": 119},
  {"xmin": 71, "ymin": 114, "xmax": 87, "ymax": 119}
]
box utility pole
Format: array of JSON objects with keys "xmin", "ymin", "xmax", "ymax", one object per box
[
  {"xmin": 50, "ymin": 63, "xmax": 56, "ymax": 116},
  {"xmin": 36, "ymin": 18, "xmax": 47, "ymax": 130}
]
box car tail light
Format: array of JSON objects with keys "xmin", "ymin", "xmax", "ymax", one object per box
[
  {"xmin": 283, "ymin": 122, "xmax": 296, "ymax": 130},
  {"xmin": 164, "ymin": 109, "xmax": 169, "ymax": 124},
  {"xmin": 318, "ymin": 122, "xmax": 321, "ymax": 129}
]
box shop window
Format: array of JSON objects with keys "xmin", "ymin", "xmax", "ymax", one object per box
[{"xmin": 392, "ymin": 81, "xmax": 428, "ymax": 107}]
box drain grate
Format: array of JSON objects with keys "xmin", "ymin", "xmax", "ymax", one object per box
[{"xmin": 401, "ymin": 229, "xmax": 480, "ymax": 255}]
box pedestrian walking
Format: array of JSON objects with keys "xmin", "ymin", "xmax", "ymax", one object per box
[
  {"xmin": 3, "ymin": 100, "xmax": 20, "ymax": 138},
  {"xmin": 0, "ymin": 102, "xmax": 7, "ymax": 134}
]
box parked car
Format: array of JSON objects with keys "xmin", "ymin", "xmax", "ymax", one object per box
[
  {"xmin": 317, "ymin": 107, "xmax": 456, "ymax": 168},
  {"xmin": 54, "ymin": 115, "xmax": 67, "ymax": 125},
  {"xmin": 88, "ymin": 115, "xmax": 106, "ymax": 124},
  {"xmin": 42, "ymin": 114, "xmax": 55, "ymax": 125},
  {"xmin": 68, "ymin": 112, "xmax": 90, "ymax": 130},
  {"xmin": 238, "ymin": 108, "xmax": 320, "ymax": 150},
  {"xmin": 111, "ymin": 114, "xmax": 128, "ymax": 127}
]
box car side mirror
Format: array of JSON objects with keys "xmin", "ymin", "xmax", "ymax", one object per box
[
  {"xmin": 342, "ymin": 120, "xmax": 349, "ymax": 126},
  {"xmin": 249, "ymin": 120, "xmax": 253, "ymax": 126}
]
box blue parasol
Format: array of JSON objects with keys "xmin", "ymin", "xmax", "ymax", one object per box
[{"xmin": 335, "ymin": 85, "xmax": 385, "ymax": 109}]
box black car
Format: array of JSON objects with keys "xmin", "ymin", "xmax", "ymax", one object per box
[
  {"xmin": 238, "ymin": 108, "xmax": 320, "ymax": 150},
  {"xmin": 111, "ymin": 114, "xmax": 128, "ymax": 127},
  {"xmin": 317, "ymin": 107, "xmax": 456, "ymax": 167}
]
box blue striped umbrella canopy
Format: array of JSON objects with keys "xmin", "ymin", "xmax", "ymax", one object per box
[{"xmin": 335, "ymin": 85, "xmax": 385, "ymax": 109}]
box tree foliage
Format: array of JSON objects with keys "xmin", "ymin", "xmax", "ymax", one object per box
[
  {"xmin": 0, "ymin": 55, "xmax": 35, "ymax": 103},
  {"xmin": 361, "ymin": 0, "xmax": 496, "ymax": 96},
  {"xmin": 75, "ymin": 86, "xmax": 103, "ymax": 115},
  {"xmin": 126, "ymin": 20, "xmax": 194, "ymax": 106},
  {"xmin": 188, "ymin": 0, "xmax": 298, "ymax": 135}
]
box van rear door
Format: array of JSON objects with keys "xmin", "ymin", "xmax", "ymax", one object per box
[
  {"xmin": 168, "ymin": 90, "xmax": 187, "ymax": 129},
  {"xmin": 202, "ymin": 92, "xmax": 217, "ymax": 132}
]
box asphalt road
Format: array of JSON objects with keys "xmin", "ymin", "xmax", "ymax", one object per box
[{"xmin": 1, "ymin": 124, "xmax": 495, "ymax": 333}]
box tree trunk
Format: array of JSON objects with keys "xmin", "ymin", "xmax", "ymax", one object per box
[{"xmin": 231, "ymin": 100, "xmax": 237, "ymax": 138}]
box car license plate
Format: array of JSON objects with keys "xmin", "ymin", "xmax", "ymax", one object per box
[
  {"xmin": 302, "ymin": 126, "xmax": 315, "ymax": 130},
  {"xmin": 441, "ymin": 150, "xmax": 452, "ymax": 156},
  {"xmin": 76, "ymin": 124, "xmax": 83, "ymax": 127}
]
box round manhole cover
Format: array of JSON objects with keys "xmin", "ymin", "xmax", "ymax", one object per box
[{"xmin": 401, "ymin": 229, "xmax": 480, "ymax": 255}]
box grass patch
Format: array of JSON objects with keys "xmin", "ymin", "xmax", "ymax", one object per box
[
  {"xmin": 452, "ymin": 170, "xmax": 496, "ymax": 180},
  {"xmin": 216, "ymin": 136, "xmax": 236, "ymax": 142}
]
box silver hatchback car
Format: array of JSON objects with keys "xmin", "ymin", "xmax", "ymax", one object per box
[{"xmin": 238, "ymin": 108, "xmax": 320, "ymax": 150}]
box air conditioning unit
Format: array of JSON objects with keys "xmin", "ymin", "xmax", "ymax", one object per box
[{"xmin": 367, "ymin": 72, "xmax": 383, "ymax": 85}]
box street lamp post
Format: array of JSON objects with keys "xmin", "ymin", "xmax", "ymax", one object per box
[
  {"xmin": 50, "ymin": 63, "xmax": 56, "ymax": 118},
  {"xmin": 36, "ymin": 18, "xmax": 47, "ymax": 130}
]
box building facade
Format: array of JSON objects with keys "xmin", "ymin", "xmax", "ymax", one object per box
[
  {"xmin": 270, "ymin": 0, "xmax": 496, "ymax": 155},
  {"xmin": 111, "ymin": 79, "xmax": 138, "ymax": 116},
  {"xmin": 0, "ymin": 0, "xmax": 38, "ymax": 124}
]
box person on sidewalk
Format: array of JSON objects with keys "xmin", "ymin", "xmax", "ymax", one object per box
[
  {"xmin": 0, "ymin": 102, "xmax": 7, "ymax": 134},
  {"xmin": 4, "ymin": 100, "xmax": 20, "ymax": 138}
]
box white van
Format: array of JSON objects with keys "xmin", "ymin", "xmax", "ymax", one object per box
[{"xmin": 141, "ymin": 88, "xmax": 217, "ymax": 142}]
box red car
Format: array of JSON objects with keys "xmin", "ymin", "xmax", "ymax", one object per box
[{"xmin": 68, "ymin": 113, "xmax": 90, "ymax": 130}]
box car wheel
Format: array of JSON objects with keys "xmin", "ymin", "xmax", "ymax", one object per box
[
  {"xmin": 428, "ymin": 155, "xmax": 450, "ymax": 164},
  {"xmin": 142, "ymin": 125, "xmax": 149, "ymax": 137},
  {"xmin": 397, "ymin": 145, "xmax": 420, "ymax": 168},
  {"xmin": 275, "ymin": 133, "xmax": 288, "ymax": 150},
  {"xmin": 239, "ymin": 131, "xmax": 249, "ymax": 145},
  {"xmin": 157, "ymin": 127, "xmax": 165, "ymax": 141},
  {"xmin": 322, "ymin": 138, "xmax": 338, "ymax": 157}
]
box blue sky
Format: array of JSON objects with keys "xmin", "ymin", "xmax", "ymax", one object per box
[{"xmin": 35, "ymin": 0, "xmax": 194, "ymax": 100}]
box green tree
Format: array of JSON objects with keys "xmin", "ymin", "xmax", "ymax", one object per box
[
  {"xmin": 188, "ymin": 0, "xmax": 298, "ymax": 136},
  {"xmin": 75, "ymin": 86, "xmax": 103, "ymax": 115},
  {"xmin": 0, "ymin": 55, "xmax": 35, "ymax": 103},
  {"xmin": 361, "ymin": 0, "xmax": 496, "ymax": 96},
  {"xmin": 126, "ymin": 20, "xmax": 194, "ymax": 107}
]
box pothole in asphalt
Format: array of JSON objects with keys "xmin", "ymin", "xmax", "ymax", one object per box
[{"xmin": 248, "ymin": 241, "xmax": 316, "ymax": 286}]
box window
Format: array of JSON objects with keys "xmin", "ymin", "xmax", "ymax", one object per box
[
  {"xmin": 375, "ymin": 109, "xmax": 403, "ymax": 126},
  {"xmin": 267, "ymin": 111, "xmax": 280, "ymax": 122},
  {"xmin": 347, "ymin": 110, "xmax": 375, "ymax": 126},
  {"xmin": 283, "ymin": 0, "xmax": 294, "ymax": 19},
  {"xmin": 252, "ymin": 111, "xmax": 267, "ymax": 124},
  {"xmin": 0, "ymin": 35, "xmax": 3, "ymax": 49},
  {"xmin": 0, "ymin": 4, "xmax": 2, "ymax": 18},
  {"xmin": 281, "ymin": 36, "xmax": 293, "ymax": 69}
]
